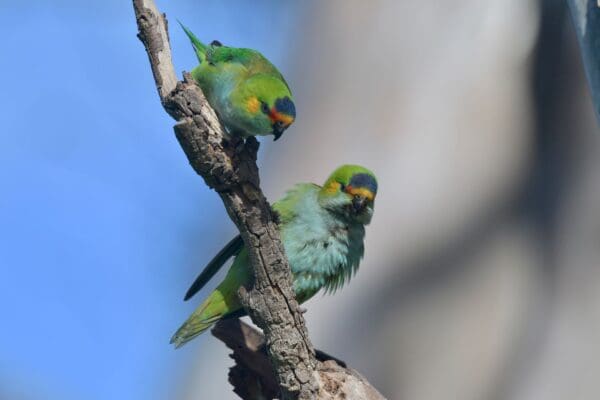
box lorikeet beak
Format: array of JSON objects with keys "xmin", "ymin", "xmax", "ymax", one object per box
[
  {"xmin": 352, "ymin": 195, "xmax": 368, "ymax": 213},
  {"xmin": 345, "ymin": 183, "xmax": 375, "ymax": 214},
  {"xmin": 272, "ymin": 121, "xmax": 285, "ymax": 141},
  {"xmin": 270, "ymin": 97, "xmax": 295, "ymax": 141},
  {"xmin": 270, "ymin": 111, "xmax": 293, "ymax": 141}
]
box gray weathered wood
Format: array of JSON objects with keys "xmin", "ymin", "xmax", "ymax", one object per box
[
  {"xmin": 213, "ymin": 319, "xmax": 388, "ymax": 400},
  {"xmin": 132, "ymin": 1, "xmax": 318, "ymax": 398},
  {"xmin": 133, "ymin": 1, "xmax": 387, "ymax": 398}
]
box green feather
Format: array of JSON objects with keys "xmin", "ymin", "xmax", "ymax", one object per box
[
  {"xmin": 183, "ymin": 235, "xmax": 244, "ymax": 301},
  {"xmin": 179, "ymin": 24, "xmax": 295, "ymax": 139},
  {"xmin": 170, "ymin": 165, "xmax": 377, "ymax": 347},
  {"xmin": 178, "ymin": 21, "xmax": 207, "ymax": 63},
  {"xmin": 170, "ymin": 249, "xmax": 251, "ymax": 348}
]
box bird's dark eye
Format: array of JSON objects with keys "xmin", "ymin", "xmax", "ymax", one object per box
[
  {"xmin": 261, "ymin": 102, "xmax": 270, "ymax": 114},
  {"xmin": 339, "ymin": 182, "xmax": 345, "ymax": 191}
]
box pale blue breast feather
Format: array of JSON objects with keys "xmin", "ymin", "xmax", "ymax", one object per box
[
  {"xmin": 279, "ymin": 185, "xmax": 366, "ymax": 298},
  {"xmin": 202, "ymin": 64, "xmax": 246, "ymax": 133}
]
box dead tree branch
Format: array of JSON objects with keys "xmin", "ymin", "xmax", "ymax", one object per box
[
  {"xmin": 213, "ymin": 319, "xmax": 387, "ymax": 400},
  {"xmin": 133, "ymin": 1, "xmax": 386, "ymax": 398},
  {"xmin": 133, "ymin": 0, "xmax": 316, "ymax": 397}
]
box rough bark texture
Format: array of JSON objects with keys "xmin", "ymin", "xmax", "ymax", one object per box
[
  {"xmin": 133, "ymin": 1, "xmax": 317, "ymax": 398},
  {"xmin": 133, "ymin": 0, "xmax": 384, "ymax": 398},
  {"xmin": 213, "ymin": 319, "xmax": 387, "ymax": 400}
]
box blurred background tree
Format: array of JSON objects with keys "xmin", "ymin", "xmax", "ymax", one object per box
[{"xmin": 0, "ymin": 0, "xmax": 598, "ymax": 399}]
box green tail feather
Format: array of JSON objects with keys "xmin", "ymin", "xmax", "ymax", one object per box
[
  {"xmin": 170, "ymin": 288, "xmax": 232, "ymax": 348},
  {"xmin": 184, "ymin": 235, "xmax": 243, "ymax": 301},
  {"xmin": 178, "ymin": 21, "xmax": 207, "ymax": 63},
  {"xmin": 170, "ymin": 305, "xmax": 221, "ymax": 348},
  {"xmin": 172, "ymin": 245, "xmax": 249, "ymax": 348},
  {"xmin": 170, "ymin": 316, "xmax": 220, "ymax": 349}
]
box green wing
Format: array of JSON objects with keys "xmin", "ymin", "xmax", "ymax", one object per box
[
  {"xmin": 180, "ymin": 23, "xmax": 290, "ymax": 92},
  {"xmin": 183, "ymin": 235, "xmax": 244, "ymax": 301},
  {"xmin": 273, "ymin": 183, "xmax": 319, "ymax": 225},
  {"xmin": 206, "ymin": 46, "xmax": 288, "ymax": 87}
]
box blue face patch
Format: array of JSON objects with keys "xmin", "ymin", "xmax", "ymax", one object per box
[
  {"xmin": 275, "ymin": 97, "xmax": 296, "ymax": 118},
  {"xmin": 349, "ymin": 173, "xmax": 378, "ymax": 194}
]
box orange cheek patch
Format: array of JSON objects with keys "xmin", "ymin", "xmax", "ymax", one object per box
[
  {"xmin": 346, "ymin": 186, "xmax": 375, "ymax": 201},
  {"xmin": 325, "ymin": 181, "xmax": 341, "ymax": 194},
  {"xmin": 270, "ymin": 110, "xmax": 295, "ymax": 126},
  {"xmin": 246, "ymin": 97, "xmax": 260, "ymax": 113}
]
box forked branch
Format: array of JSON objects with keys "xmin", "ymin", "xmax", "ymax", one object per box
[{"xmin": 132, "ymin": 1, "xmax": 385, "ymax": 398}]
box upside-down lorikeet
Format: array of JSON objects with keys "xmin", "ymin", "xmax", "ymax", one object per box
[
  {"xmin": 180, "ymin": 23, "xmax": 296, "ymax": 141},
  {"xmin": 171, "ymin": 165, "xmax": 378, "ymax": 347}
]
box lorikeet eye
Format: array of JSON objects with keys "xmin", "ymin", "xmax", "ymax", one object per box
[
  {"xmin": 260, "ymin": 101, "xmax": 270, "ymax": 115},
  {"xmin": 339, "ymin": 182, "xmax": 346, "ymax": 192}
]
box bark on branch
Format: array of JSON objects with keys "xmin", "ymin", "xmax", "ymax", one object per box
[
  {"xmin": 132, "ymin": 1, "xmax": 386, "ymax": 398},
  {"xmin": 212, "ymin": 319, "xmax": 386, "ymax": 400},
  {"xmin": 133, "ymin": 1, "xmax": 316, "ymax": 398}
]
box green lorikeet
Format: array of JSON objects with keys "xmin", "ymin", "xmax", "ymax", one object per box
[
  {"xmin": 171, "ymin": 165, "xmax": 378, "ymax": 347},
  {"xmin": 180, "ymin": 23, "xmax": 296, "ymax": 140}
]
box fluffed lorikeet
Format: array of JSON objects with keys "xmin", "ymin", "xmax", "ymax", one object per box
[
  {"xmin": 180, "ymin": 23, "xmax": 296, "ymax": 141},
  {"xmin": 171, "ymin": 165, "xmax": 378, "ymax": 347}
]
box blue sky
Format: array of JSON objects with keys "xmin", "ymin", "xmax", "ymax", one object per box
[{"xmin": 0, "ymin": 1, "xmax": 301, "ymax": 398}]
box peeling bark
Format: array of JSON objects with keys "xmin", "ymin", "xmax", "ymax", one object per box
[
  {"xmin": 213, "ymin": 319, "xmax": 387, "ymax": 400},
  {"xmin": 132, "ymin": 1, "xmax": 384, "ymax": 398}
]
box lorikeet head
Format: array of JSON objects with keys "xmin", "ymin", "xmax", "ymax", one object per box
[
  {"xmin": 252, "ymin": 94, "xmax": 295, "ymax": 141},
  {"xmin": 265, "ymin": 96, "xmax": 296, "ymax": 140},
  {"xmin": 244, "ymin": 76, "xmax": 296, "ymax": 140},
  {"xmin": 318, "ymin": 165, "xmax": 378, "ymax": 225}
]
